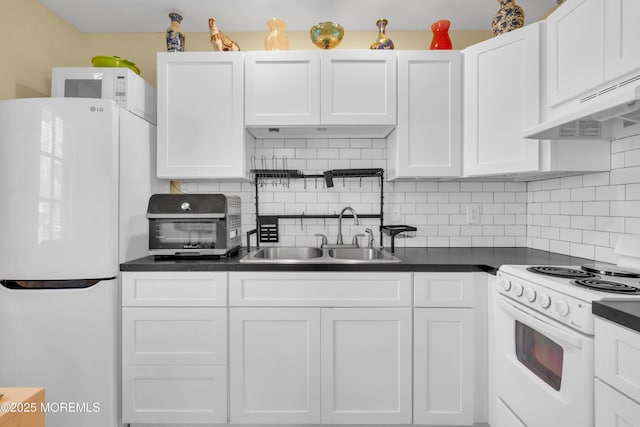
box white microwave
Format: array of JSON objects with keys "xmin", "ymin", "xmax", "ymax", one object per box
[{"xmin": 51, "ymin": 67, "xmax": 157, "ymax": 124}]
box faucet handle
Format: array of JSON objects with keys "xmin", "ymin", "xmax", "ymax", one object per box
[
  {"xmin": 352, "ymin": 233, "xmax": 365, "ymax": 247},
  {"xmin": 364, "ymin": 228, "xmax": 374, "ymax": 248},
  {"xmin": 314, "ymin": 233, "xmax": 328, "ymax": 247}
]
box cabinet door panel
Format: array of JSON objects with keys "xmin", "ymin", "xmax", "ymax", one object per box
[
  {"xmin": 122, "ymin": 271, "xmax": 228, "ymax": 307},
  {"xmin": 321, "ymin": 51, "xmax": 396, "ymax": 125},
  {"xmin": 595, "ymin": 318, "xmax": 640, "ymax": 403},
  {"xmin": 245, "ymin": 52, "xmax": 320, "ymax": 125},
  {"xmin": 122, "ymin": 365, "xmax": 227, "ymax": 424},
  {"xmin": 122, "ymin": 307, "xmax": 227, "ymax": 365},
  {"xmin": 388, "ymin": 51, "xmax": 461, "ymax": 179},
  {"xmin": 414, "ymin": 308, "xmax": 474, "ymax": 425},
  {"xmin": 229, "ymin": 308, "xmax": 321, "ymax": 424},
  {"xmin": 546, "ymin": 0, "xmax": 606, "ymax": 106},
  {"xmin": 229, "ymin": 272, "xmax": 411, "ymax": 307},
  {"xmin": 321, "ymin": 308, "xmax": 412, "ymax": 424},
  {"xmin": 414, "ymin": 272, "xmax": 475, "ymax": 308},
  {"xmin": 595, "ymin": 379, "xmax": 640, "ymax": 427},
  {"xmin": 157, "ymin": 52, "xmax": 245, "ymax": 179},
  {"xmin": 605, "ymin": 0, "xmax": 640, "ymax": 80},
  {"xmin": 464, "ymin": 24, "xmax": 540, "ymax": 176}
]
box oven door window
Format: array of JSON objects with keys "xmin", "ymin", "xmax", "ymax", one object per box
[
  {"xmin": 149, "ymin": 220, "xmax": 219, "ymax": 250},
  {"xmin": 515, "ymin": 320, "xmax": 563, "ymax": 391}
]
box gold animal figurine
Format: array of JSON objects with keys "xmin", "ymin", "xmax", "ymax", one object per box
[{"xmin": 208, "ymin": 18, "xmax": 240, "ymax": 51}]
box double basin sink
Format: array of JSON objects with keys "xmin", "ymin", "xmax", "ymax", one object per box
[{"xmin": 240, "ymin": 247, "xmax": 400, "ymax": 264}]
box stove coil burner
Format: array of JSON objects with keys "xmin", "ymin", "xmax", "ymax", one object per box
[
  {"xmin": 526, "ymin": 266, "xmax": 599, "ymax": 279},
  {"xmin": 571, "ymin": 279, "xmax": 640, "ymax": 294}
]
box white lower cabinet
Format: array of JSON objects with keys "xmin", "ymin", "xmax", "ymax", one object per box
[
  {"xmin": 321, "ymin": 308, "xmax": 412, "ymax": 424},
  {"xmin": 595, "ymin": 317, "xmax": 640, "ymax": 427},
  {"xmin": 228, "ymin": 272, "xmax": 413, "ymax": 425},
  {"xmin": 121, "ymin": 272, "xmax": 229, "ymax": 425},
  {"xmin": 121, "ymin": 271, "xmax": 485, "ymax": 426},
  {"xmin": 413, "ymin": 308, "xmax": 474, "ymax": 425},
  {"xmin": 413, "ymin": 272, "xmax": 477, "ymax": 425},
  {"xmin": 229, "ymin": 308, "xmax": 322, "ymax": 424}
]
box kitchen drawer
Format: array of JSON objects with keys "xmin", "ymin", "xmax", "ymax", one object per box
[
  {"xmin": 228, "ymin": 272, "xmax": 411, "ymax": 307},
  {"xmin": 122, "ymin": 307, "xmax": 227, "ymax": 366},
  {"xmin": 122, "ymin": 365, "xmax": 227, "ymax": 424},
  {"xmin": 122, "ymin": 272, "xmax": 227, "ymax": 307},
  {"xmin": 595, "ymin": 317, "xmax": 640, "ymax": 403},
  {"xmin": 414, "ymin": 272, "xmax": 475, "ymax": 307},
  {"xmin": 596, "ymin": 379, "xmax": 640, "ymax": 427}
]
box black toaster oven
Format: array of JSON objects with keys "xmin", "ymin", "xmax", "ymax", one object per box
[{"xmin": 146, "ymin": 194, "xmax": 241, "ymax": 257}]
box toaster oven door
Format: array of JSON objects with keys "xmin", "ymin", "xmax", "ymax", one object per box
[{"xmin": 148, "ymin": 219, "xmax": 228, "ymax": 255}]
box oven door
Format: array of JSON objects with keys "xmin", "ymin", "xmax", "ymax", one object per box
[
  {"xmin": 148, "ymin": 219, "xmax": 228, "ymax": 255},
  {"xmin": 494, "ymin": 292, "xmax": 593, "ymax": 427}
]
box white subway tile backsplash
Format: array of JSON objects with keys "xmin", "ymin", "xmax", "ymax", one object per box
[
  {"xmin": 583, "ymin": 201, "xmax": 609, "ymax": 216},
  {"xmin": 183, "ymin": 132, "xmax": 638, "ymax": 258},
  {"xmin": 610, "ymin": 201, "xmax": 640, "ymax": 216},
  {"xmin": 571, "ymin": 215, "xmax": 595, "ymax": 230},
  {"xmin": 571, "ymin": 187, "xmax": 595, "ymax": 201},
  {"xmin": 596, "ymin": 216, "xmax": 625, "ymax": 233},
  {"xmin": 610, "ymin": 166, "xmax": 640, "ymax": 184}
]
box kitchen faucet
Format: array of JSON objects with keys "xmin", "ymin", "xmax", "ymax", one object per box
[{"xmin": 336, "ymin": 206, "xmax": 359, "ymax": 245}]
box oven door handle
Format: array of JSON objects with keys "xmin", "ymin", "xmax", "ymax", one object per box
[{"xmin": 497, "ymin": 296, "xmax": 584, "ymax": 349}]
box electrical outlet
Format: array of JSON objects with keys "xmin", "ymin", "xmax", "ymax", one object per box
[{"xmin": 466, "ymin": 204, "xmax": 480, "ymax": 224}]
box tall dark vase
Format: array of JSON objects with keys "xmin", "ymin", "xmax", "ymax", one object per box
[
  {"xmin": 491, "ymin": 0, "xmax": 525, "ymax": 37},
  {"xmin": 370, "ymin": 18, "xmax": 395, "ymax": 50},
  {"xmin": 166, "ymin": 13, "xmax": 185, "ymax": 52}
]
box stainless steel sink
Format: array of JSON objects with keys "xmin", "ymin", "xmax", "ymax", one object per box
[
  {"xmin": 240, "ymin": 247, "xmax": 400, "ymax": 263},
  {"xmin": 328, "ymin": 248, "xmax": 395, "ymax": 261},
  {"xmin": 251, "ymin": 247, "xmax": 324, "ymax": 260}
]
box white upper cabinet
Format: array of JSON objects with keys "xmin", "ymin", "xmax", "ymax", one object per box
[
  {"xmin": 604, "ymin": 0, "xmax": 640, "ymax": 81},
  {"xmin": 245, "ymin": 50, "xmax": 396, "ymax": 129},
  {"xmin": 387, "ymin": 51, "xmax": 462, "ymax": 179},
  {"xmin": 244, "ymin": 51, "xmax": 320, "ymax": 126},
  {"xmin": 463, "ymin": 24, "xmax": 541, "ymax": 176},
  {"xmin": 157, "ymin": 52, "xmax": 248, "ymax": 179},
  {"xmin": 320, "ymin": 50, "xmax": 397, "ymax": 125},
  {"xmin": 546, "ymin": 0, "xmax": 640, "ymax": 108},
  {"xmin": 546, "ymin": 0, "xmax": 606, "ymax": 107}
]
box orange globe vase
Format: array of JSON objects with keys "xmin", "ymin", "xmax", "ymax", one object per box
[{"xmin": 430, "ymin": 20, "xmax": 452, "ymax": 50}]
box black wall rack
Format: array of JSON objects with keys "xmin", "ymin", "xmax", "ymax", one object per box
[{"xmin": 249, "ymin": 168, "xmax": 385, "ymax": 248}]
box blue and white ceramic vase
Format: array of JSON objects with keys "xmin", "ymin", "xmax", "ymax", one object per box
[{"xmin": 166, "ymin": 13, "xmax": 185, "ymax": 52}]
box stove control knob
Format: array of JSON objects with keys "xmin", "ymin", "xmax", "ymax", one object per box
[
  {"xmin": 498, "ymin": 277, "xmax": 511, "ymax": 292},
  {"xmin": 553, "ymin": 300, "xmax": 570, "ymax": 317},
  {"xmin": 524, "ymin": 288, "xmax": 537, "ymax": 302},
  {"xmin": 537, "ymin": 293, "xmax": 551, "ymax": 309},
  {"xmin": 512, "ymin": 282, "xmax": 524, "ymax": 297}
]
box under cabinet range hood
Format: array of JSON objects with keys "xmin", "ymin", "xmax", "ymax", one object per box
[
  {"xmin": 524, "ymin": 75, "xmax": 640, "ymax": 140},
  {"xmin": 246, "ymin": 124, "xmax": 395, "ymax": 139}
]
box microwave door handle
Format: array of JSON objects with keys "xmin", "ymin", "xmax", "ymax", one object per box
[{"xmin": 496, "ymin": 296, "xmax": 584, "ymax": 350}]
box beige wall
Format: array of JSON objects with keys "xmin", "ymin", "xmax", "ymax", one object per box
[{"xmin": 3, "ymin": 0, "xmax": 491, "ymax": 97}]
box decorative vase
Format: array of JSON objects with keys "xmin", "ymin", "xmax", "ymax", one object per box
[
  {"xmin": 265, "ymin": 18, "xmax": 289, "ymax": 50},
  {"xmin": 491, "ymin": 0, "xmax": 525, "ymax": 37},
  {"xmin": 310, "ymin": 22, "xmax": 344, "ymax": 49},
  {"xmin": 429, "ymin": 20, "xmax": 452, "ymax": 50},
  {"xmin": 166, "ymin": 13, "xmax": 185, "ymax": 52},
  {"xmin": 370, "ymin": 18, "xmax": 395, "ymax": 50}
]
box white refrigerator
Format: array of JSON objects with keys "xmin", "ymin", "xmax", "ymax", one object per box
[{"xmin": 0, "ymin": 97, "xmax": 162, "ymax": 427}]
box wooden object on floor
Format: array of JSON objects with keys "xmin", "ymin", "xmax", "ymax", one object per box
[{"xmin": 0, "ymin": 387, "xmax": 45, "ymax": 427}]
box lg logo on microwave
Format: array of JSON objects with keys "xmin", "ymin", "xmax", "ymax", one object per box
[{"xmin": 90, "ymin": 106, "xmax": 104, "ymax": 112}]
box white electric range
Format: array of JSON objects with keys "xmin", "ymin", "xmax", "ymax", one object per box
[{"xmin": 493, "ymin": 235, "xmax": 640, "ymax": 427}]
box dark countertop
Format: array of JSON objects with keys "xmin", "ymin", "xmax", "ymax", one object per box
[
  {"xmin": 121, "ymin": 247, "xmax": 594, "ymax": 275},
  {"xmin": 593, "ymin": 300, "xmax": 640, "ymax": 334}
]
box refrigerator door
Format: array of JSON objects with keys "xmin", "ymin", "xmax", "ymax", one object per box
[
  {"xmin": 0, "ymin": 98, "xmax": 119, "ymax": 280},
  {"xmin": 0, "ymin": 278, "xmax": 119, "ymax": 427}
]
